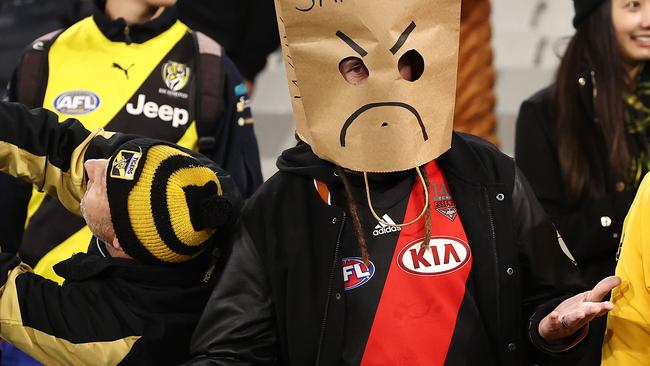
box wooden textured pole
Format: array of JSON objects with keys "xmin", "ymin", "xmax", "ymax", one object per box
[{"xmin": 454, "ymin": 0, "xmax": 498, "ymax": 145}]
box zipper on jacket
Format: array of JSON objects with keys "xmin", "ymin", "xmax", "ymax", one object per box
[
  {"xmin": 483, "ymin": 188, "xmax": 501, "ymax": 324},
  {"xmin": 315, "ymin": 212, "xmax": 346, "ymax": 366},
  {"xmin": 124, "ymin": 25, "xmax": 132, "ymax": 44}
]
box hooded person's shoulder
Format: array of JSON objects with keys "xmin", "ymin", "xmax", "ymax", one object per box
[
  {"xmin": 451, "ymin": 132, "xmax": 511, "ymax": 163},
  {"xmin": 238, "ymin": 142, "xmax": 334, "ymax": 215},
  {"xmin": 440, "ymin": 132, "xmax": 516, "ymax": 186}
]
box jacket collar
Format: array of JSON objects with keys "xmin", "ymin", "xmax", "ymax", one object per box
[
  {"xmin": 437, "ymin": 132, "xmax": 494, "ymax": 184},
  {"xmin": 276, "ymin": 133, "xmax": 494, "ymax": 185},
  {"xmin": 575, "ymin": 63, "xmax": 650, "ymax": 124},
  {"xmin": 92, "ymin": 5, "xmax": 178, "ymax": 44}
]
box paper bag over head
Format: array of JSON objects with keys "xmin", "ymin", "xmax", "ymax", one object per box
[{"xmin": 275, "ymin": 0, "xmax": 461, "ymax": 173}]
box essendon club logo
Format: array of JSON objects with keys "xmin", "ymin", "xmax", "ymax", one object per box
[
  {"xmin": 432, "ymin": 182, "xmax": 457, "ymax": 221},
  {"xmin": 397, "ymin": 237, "xmax": 471, "ymax": 276},
  {"xmin": 342, "ymin": 257, "xmax": 375, "ymax": 290}
]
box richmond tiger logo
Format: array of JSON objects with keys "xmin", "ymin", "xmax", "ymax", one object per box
[{"xmin": 161, "ymin": 61, "xmax": 191, "ymax": 91}]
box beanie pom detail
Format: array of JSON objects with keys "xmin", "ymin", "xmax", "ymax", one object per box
[{"xmin": 185, "ymin": 181, "xmax": 233, "ymax": 231}]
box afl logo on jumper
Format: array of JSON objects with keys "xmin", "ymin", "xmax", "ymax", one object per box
[
  {"xmin": 342, "ymin": 257, "xmax": 375, "ymax": 290},
  {"xmin": 162, "ymin": 61, "xmax": 190, "ymax": 91},
  {"xmin": 53, "ymin": 91, "xmax": 100, "ymax": 115},
  {"xmin": 397, "ymin": 237, "xmax": 471, "ymax": 276}
]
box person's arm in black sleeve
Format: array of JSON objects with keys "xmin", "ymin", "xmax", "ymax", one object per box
[
  {"xmin": 511, "ymin": 166, "xmax": 593, "ymax": 364},
  {"xmin": 514, "ymin": 98, "xmax": 634, "ymax": 268},
  {"xmin": 210, "ymin": 57, "xmax": 263, "ymax": 198},
  {"xmin": 0, "ymin": 101, "xmax": 143, "ymax": 215},
  {"xmin": 0, "ymin": 253, "xmax": 141, "ymax": 365},
  {"xmin": 185, "ymin": 223, "xmax": 277, "ymax": 365}
]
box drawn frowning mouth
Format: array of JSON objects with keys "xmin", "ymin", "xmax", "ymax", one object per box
[{"xmin": 339, "ymin": 102, "xmax": 428, "ymax": 147}]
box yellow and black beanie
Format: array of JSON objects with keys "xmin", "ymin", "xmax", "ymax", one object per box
[{"xmin": 106, "ymin": 138, "xmax": 233, "ymax": 264}]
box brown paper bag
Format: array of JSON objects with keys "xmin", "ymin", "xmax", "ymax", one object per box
[{"xmin": 275, "ymin": 0, "xmax": 461, "ymax": 173}]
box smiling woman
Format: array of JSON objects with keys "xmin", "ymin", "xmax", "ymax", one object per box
[{"xmin": 612, "ymin": 0, "xmax": 650, "ymax": 69}]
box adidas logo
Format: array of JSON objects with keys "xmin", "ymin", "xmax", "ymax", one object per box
[{"xmin": 372, "ymin": 214, "xmax": 402, "ymax": 236}]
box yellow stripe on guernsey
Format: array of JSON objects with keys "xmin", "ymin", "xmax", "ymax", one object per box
[
  {"xmin": 0, "ymin": 264, "xmax": 140, "ymax": 366},
  {"xmin": 31, "ymin": 17, "xmax": 198, "ymax": 283}
]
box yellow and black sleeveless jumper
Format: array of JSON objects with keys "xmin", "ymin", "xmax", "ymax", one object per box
[{"xmin": 4, "ymin": 8, "xmax": 261, "ymax": 283}]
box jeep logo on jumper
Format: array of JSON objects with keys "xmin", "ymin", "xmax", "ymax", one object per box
[
  {"xmin": 342, "ymin": 257, "xmax": 375, "ymax": 290},
  {"xmin": 397, "ymin": 237, "xmax": 471, "ymax": 276},
  {"xmin": 53, "ymin": 91, "xmax": 100, "ymax": 115},
  {"xmin": 126, "ymin": 94, "xmax": 189, "ymax": 127}
]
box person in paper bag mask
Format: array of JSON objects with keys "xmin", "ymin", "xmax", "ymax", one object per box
[{"xmin": 185, "ymin": 1, "xmax": 619, "ymax": 365}]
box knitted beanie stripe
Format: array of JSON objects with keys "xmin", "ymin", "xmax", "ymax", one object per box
[
  {"xmin": 125, "ymin": 150, "xmax": 199, "ymax": 262},
  {"xmin": 148, "ymin": 158, "xmax": 218, "ymax": 254},
  {"xmin": 127, "ymin": 147, "xmax": 219, "ymax": 263},
  {"xmin": 166, "ymin": 168, "xmax": 222, "ymax": 246}
]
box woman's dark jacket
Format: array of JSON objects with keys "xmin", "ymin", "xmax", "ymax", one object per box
[
  {"xmin": 186, "ymin": 134, "xmax": 592, "ymax": 366},
  {"xmin": 515, "ymin": 80, "xmax": 636, "ymax": 289}
]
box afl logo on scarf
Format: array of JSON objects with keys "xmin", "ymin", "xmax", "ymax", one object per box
[
  {"xmin": 342, "ymin": 257, "xmax": 375, "ymax": 290},
  {"xmin": 53, "ymin": 91, "xmax": 100, "ymax": 115},
  {"xmin": 397, "ymin": 237, "xmax": 471, "ymax": 276},
  {"xmin": 162, "ymin": 61, "xmax": 190, "ymax": 91}
]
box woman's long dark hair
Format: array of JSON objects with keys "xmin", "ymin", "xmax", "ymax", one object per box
[{"xmin": 555, "ymin": 0, "xmax": 630, "ymax": 203}]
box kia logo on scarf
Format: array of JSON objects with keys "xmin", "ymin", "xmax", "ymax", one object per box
[{"xmin": 397, "ymin": 237, "xmax": 471, "ymax": 276}]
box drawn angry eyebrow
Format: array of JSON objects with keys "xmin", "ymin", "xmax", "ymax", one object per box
[
  {"xmin": 336, "ymin": 31, "xmax": 368, "ymax": 57},
  {"xmin": 390, "ymin": 21, "xmax": 416, "ymax": 55}
]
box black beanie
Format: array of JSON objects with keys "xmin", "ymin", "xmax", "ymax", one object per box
[{"xmin": 573, "ymin": 0, "xmax": 607, "ymax": 27}]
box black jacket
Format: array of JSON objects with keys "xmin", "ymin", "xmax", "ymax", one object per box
[
  {"xmin": 515, "ymin": 84, "xmax": 635, "ymax": 289},
  {"xmin": 176, "ymin": 0, "xmax": 280, "ymax": 81},
  {"xmin": 0, "ymin": 252, "xmax": 216, "ymax": 366},
  {"xmin": 186, "ymin": 134, "xmax": 591, "ymax": 366}
]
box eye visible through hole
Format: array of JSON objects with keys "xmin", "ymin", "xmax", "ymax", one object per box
[
  {"xmin": 398, "ymin": 49, "xmax": 424, "ymax": 82},
  {"xmin": 339, "ymin": 56, "xmax": 369, "ymax": 85}
]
